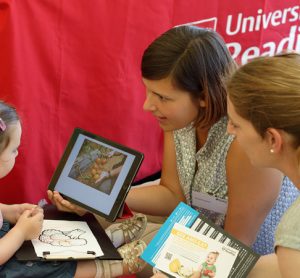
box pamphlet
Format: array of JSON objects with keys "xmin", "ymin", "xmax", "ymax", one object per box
[
  {"xmin": 141, "ymin": 202, "xmax": 260, "ymax": 278},
  {"xmin": 156, "ymin": 223, "xmax": 238, "ymax": 278}
]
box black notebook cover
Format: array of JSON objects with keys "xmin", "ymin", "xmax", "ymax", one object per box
[{"xmin": 15, "ymin": 205, "xmax": 122, "ymax": 261}]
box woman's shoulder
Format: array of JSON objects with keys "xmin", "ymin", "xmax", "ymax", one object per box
[
  {"xmin": 275, "ymin": 196, "xmax": 300, "ymax": 249},
  {"xmin": 278, "ymin": 196, "xmax": 300, "ymax": 225}
]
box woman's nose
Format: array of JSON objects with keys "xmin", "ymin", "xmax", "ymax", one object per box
[{"xmin": 143, "ymin": 95, "xmax": 156, "ymax": 112}]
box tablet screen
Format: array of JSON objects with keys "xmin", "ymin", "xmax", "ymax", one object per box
[{"xmin": 48, "ymin": 128, "xmax": 144, "ymax": 221}]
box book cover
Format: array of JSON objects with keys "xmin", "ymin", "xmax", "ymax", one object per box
[{"xmin": 141, "ymin": 202, "xmax": 260, "ymax": 278}]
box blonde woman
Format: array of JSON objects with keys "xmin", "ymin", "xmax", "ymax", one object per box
[{"xmin": 227, "ymin": 52, "xmax": 300, "ymax": 278}]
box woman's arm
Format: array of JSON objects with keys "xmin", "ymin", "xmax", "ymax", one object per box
[
  {"xmin": 48, "ymin": 131, "xmax": 185, "ymax": 217},
  {"xmin": 126, "ymin": 131, "xmax": 186, "ymax": 216},
  {"xmin": 276, "ymin": 246, "xmax": 300, "ymax": 278},
  {"xmin": 225, "ymin": 139, "xmax": 283, "ymax": 246},
  {"xmin": 248, "ymin": 253, "xmax": 281, "ymax": 278}
]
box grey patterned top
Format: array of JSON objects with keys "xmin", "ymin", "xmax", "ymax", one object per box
[{"xmin": 174, "ymin": 117, "xmax": 234, "ymax": 225}]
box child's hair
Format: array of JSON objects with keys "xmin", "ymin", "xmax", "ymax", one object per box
[
  {"xmin": 209, "ymin": 251, "xmax": 219, "ymax": 260},
  {"xmin": 227, "ymin": 52, "xmax": 300, "ymax": 148},
  {"xmin": 0, "ymin": 101, "xmax": 19, "ymax": 153},
  {"xmin": 141, "ymin": 25, "xmax": 236, "ymax": 128}
]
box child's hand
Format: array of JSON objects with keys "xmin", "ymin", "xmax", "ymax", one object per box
[
  {"xmin": 1, "ymin": 203, "xmax": 38, "ymax": 224},
  {"xmin": 47, "ymin": 190, "xmax": 87, "ymax": 216},
  {"xmin": 14, "ymin": 209, "xmax": 44, "ymax": 240}
]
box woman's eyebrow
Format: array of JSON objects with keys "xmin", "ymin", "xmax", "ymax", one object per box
[{"xmin": 152, "ymin": 91, "xmax": 172, "ymax": 99}]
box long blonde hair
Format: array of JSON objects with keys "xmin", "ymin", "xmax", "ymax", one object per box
[{"xmin": 227, "ymin": 53, "xmax": 300, "ymax": 149}]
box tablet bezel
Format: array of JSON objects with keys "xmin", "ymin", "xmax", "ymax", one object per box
[{"xmin": 48, "ymin": 128, "xmax": 144, "ymax": 222}]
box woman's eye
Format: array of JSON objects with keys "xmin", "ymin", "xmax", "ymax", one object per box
[
  {"xmin": 152, "ymin": 92, "xmax": 168, "ymax": 101},
  {"xmin": 157, "ymin": 94, "xmax": 168, "ymax": 101}
]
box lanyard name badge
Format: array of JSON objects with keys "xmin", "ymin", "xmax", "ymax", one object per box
[{"xmin": 191, "ymin": 190, "xmax": 228, "ymax": 215}]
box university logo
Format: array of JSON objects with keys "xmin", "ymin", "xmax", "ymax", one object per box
[{"xmin": 176, "ymin": 4, "xmax": 300, "ymax": 64}]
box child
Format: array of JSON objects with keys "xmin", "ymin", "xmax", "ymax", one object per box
[
  {"xmin": 0, "ymin": 101, "xmax": 145, "ymax": 277},
  {"xmin": 199, "ymin": 251, "xmax": 219, "ymax": 278}
]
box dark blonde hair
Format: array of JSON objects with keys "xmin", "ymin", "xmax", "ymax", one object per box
[
  {"xmin": 0, "ymin": 101, "xmax": 19, "ymax": 153},
  {"xmin": 227, "ymin": 53, "xmax": 300, "ymax": 148},
  {"xmin": 141, "ymin": 26, "xmax": 236, "ymax": 128}
]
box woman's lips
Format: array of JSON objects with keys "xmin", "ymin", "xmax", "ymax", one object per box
[{"xmin": 154, "ymin": 115, "xmax": 167, "ymax": 122}]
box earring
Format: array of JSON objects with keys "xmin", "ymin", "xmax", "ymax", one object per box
[{"xmin": 270, "ymin": 149, "xmax": 274, "ymax": 153}]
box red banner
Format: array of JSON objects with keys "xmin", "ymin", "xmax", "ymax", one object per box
[{"xmin": 0, "ymin": 0, "xmax": 299, "ymax": 203}]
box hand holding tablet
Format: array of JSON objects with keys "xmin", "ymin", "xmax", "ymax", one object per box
[
  {"xmin": 48, "ymin": 128, "xmax": 144, "ymax": 222},
  {"xmin": 47, "ymin": 190, "xmax": 88, "ymax": 216}
]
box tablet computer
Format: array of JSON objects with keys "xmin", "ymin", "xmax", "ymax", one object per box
[{"xmin": 48, "ymin": 128, "xmax": 144, "ymax": 222}]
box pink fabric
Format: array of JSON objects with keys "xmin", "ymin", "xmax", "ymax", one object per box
[
  {"xmin": 0, "ymin": 0, "xmax": 164, "ymax": 203},
  {"xmin": 0, "ymin": 208, "xmax": 3, "ymax": 229},
  {"xmin": 0, "ymin": 0, "xmax": 299, "ymax": 204}
]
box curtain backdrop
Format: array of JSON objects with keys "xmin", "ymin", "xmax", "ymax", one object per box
[{"xmin": 0, "ymin": 0, "xmax": 299, "ymax": 204}]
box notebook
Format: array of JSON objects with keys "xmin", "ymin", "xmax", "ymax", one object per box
[{"xmin": 15, "ymin": 205, "xmax": 122, "ymax": 261}]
